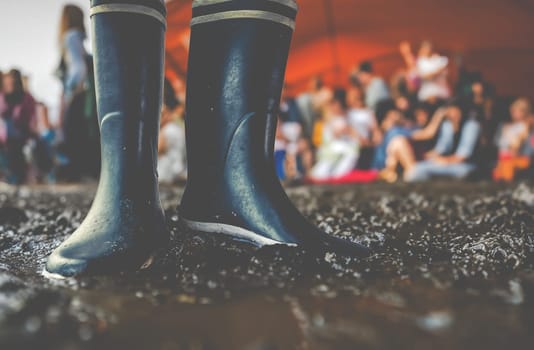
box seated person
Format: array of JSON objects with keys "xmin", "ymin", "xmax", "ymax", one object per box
[
  {"xmin": 346, "ymin": 82, "xmax": 379, "ymax": 146},
  {"xmin": 275, "ymin": 119, "xmax": 313, "ymax": 181},
  {"xmin": 346, "ymin": 82, "xmax": 381, "ymax": 169},
  {"xmin": 404, "ymin": 102, "xmax": 481, "ymax": 182},
  {"xmin": 410, "ymin": 103, "xmax": 443, "ymax": 158},
  {"xmin": 310, "ymin": 89, "xmax": 360, "ymax": 180},
  {"xmin": 278, "ymin": 88, "xmax": 314, "ymax": 181},
  {"xmin": 493, "ymin": 97, "xmax": 532, "ymax": 182},
  {"xmin": 380, "ymin": 104, "xmax": 446, "ymax": 182},
  {"xmin": 371, "ymin": 107, "xmax": 412, "ymax": 171}
]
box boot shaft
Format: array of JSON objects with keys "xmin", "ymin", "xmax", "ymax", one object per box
[
  {"xmin": 89, "ymin": 0, "xmax": 166, "ymax": 193},
  {"xmin": 185, "ymin": 0, "xmax": 298, "ymax": 185}
]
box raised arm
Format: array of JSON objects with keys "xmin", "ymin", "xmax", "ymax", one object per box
[{"xmin": 399, "ymin": 41, "xmax": 416, "ymax": 70}]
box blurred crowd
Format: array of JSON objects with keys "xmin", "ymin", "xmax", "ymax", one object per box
[
  {"xmin": 0, "ymin": 5, "xmax": 99, "ymax": 185},
  {"xmin": 273, "ymin": 41, "xmax": 534, "ymax": 184},
  {"xmin": 1, "ymin": 4, "xmax": 533, "ymax": 186}
]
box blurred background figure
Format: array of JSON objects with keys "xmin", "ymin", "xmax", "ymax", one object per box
[
  {"xmin": 276, "ymin": 85, "xmax": 314, "ymax": 182},
  {"xmin": 296, "ymin": 76, "xmax": 333, "ymax": 138},
  {"xmin": 0, "ymin": 71, "xmax": 5, "ymax": 181},
  {"xmin": 2, "ymin": 2, "xmax": 534, "ymax": 186},
  {"xmin": 400, "ymin": 40, "xmax": 450, "ymax": 104},
  {"xmin": 493, "ymin": 97, "xmax": 532, "ymax": 182},
  {"xmin": 0, "ymin": 69, "xmax": 37, "ymax": 184},
  {"xmin": 275, "ymin": 117, "xmax": 314, "ymax": 183},
  {"xmin": 405, "ymin": 102, "xmax": 480, "ymax": 182},
  {"xmin": 462, "ymin": 74, "xmax": 498, "ymax": 179},
  {"xmin": 371, "ymin": 107, "xmax": 411, "ymax": 173},
  {"xmin": 310, "ymin": 89, "xmax": 360, "ymax": 180},
  {"xmin": 55, "ymin": 4, "xmax": 99, "ymax": 182},
  {"xmin": 158, "ymin": 79, "xmax": 186, "ymax": 184},
  {"xmin": 379, "ymin": 105, "xmax": 446, "ymax": 182},
  {"xmin": 32, "ymin": 102, "xmax": 56, "ymax": 183},
  {"xmin": 346, "ymin": 80, "xmax": 380, "ymax": 169},
  {"xmin": 353, "ymin": 61, "xmax": 390, "ymax": 111}
]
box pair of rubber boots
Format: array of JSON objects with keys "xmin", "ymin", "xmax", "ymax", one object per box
[{"xmin": 45, "ymin": 0, "xmax": 370, "ymax": 278}]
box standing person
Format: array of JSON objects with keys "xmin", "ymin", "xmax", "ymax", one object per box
[
  {"xmin": 354, "ymin": 61, "xmax": 390, "ymax": 111},
  {"xmin": 56, "ymin": 4, "xmax": 99, "ymax": 181},
  {"xmin": 0, "ymin": 70, "xmax": 5, "ymax": 180},
  {"xmin": 398, "ymin": 41, "xmax": 421, "ymax": 98},
  {"xmin": 0, "ymin": 69, "xmax": 37, "ymax": 184},
  {"xmin": 414, "ymin": 41, "xmax": 450, "ymax": 103}
]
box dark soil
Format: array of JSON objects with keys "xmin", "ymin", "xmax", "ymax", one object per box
[{"xmin": 1, "ymin": 182, "xmax": 534, "ymax": 350}]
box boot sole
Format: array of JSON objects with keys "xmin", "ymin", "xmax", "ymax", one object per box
[
  {"xmin": 42, "ymin": 269, "xmax": 69, "ymax": 280},
  {"xmin": 181, "ymin": 218, "xmax": 298, "ymax": 247}
]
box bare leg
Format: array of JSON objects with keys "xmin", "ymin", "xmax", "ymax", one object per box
[
  {"xmin": 382, "ymin": 136, "xmax": 417, "ymax": 182},
  {"xmin": 298, "ymin": 138, "xmax": 314, "ymax": 176}
]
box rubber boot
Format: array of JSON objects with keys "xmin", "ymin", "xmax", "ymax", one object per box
[
  {"xmin": 45, "ymin": 0, "xmax": 169, "ymax": 278},
  {"xmin": 180, "ymin": 0, "xmax": 370, "ymax": 256}
]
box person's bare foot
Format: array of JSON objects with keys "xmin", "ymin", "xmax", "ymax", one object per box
[{"xmin": 380, "ymin": 169, "xmax": 398, "ymax": 183}]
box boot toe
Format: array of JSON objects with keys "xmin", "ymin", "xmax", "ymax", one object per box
[{"xmin": 45, "ymin": 249, "xmax": 89, "ymax": 279}]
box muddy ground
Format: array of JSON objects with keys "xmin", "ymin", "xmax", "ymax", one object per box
[{"xmin": 0, "ymin": 181, "xmax": 534, "ymax": 350}]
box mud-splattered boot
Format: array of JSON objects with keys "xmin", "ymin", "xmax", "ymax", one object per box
[
  {"xmin": 180, "ymin": 0, "xmax": 370, "ymax": 256},
  {"xmin": 46, "ymin": 0, "xmax": 169, "ymax": 278}
]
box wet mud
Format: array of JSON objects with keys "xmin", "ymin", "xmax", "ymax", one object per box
[{"xmin": 1, "ymin": 182, "xmax": 534, "ymax": 349}]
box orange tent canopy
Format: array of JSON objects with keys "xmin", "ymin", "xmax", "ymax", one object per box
[{"xmin": 166, "ymin": 0, "xmax": 534, "ymax": 98}]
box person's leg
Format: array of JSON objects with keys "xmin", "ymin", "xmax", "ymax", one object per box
[
  {"xmin": 428, "ymin": 163, "xmax": 476, "ymax": 180},
  {"xmin": 310, "ymin": 152, "xmax": 335, "ymax": 180},
  {"xmin": 62, "ymin": 92, "xmax": 87, "ymax": 181},
  {"xmin": 0, "ymin": 148, "xmax": 7, "ymax": 180},
  {"xmin": 180, "ymin": 0, "xmax": 369, "ymax": 255},
  {"xmin": 46, "ymin": 0, "xmax": 169, "ymax": 278},
  {"xmin": 404, "ymin": 160, "xmax": 434, "ymax": 182},
  {"xmin": 284, "ymin": 151, "xmax": 298, "ymax": 180},
  {"xmin": 381, "ymin": 135, "xmax": 417, "ymax": 182},
  {"xmin": 331, "ymin": 143, "xmax": 358, "ymax": 178},
  {"xmin": 392, "ymin": 137, "xmax": 417, "ymax": 174},
  {"xmin": 297, "ymin": 138, "xmax": 313, "ymax": 176},
  {"xmin": 6, "ymin": 138, "xmax": 27, "ymax": 185}
]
